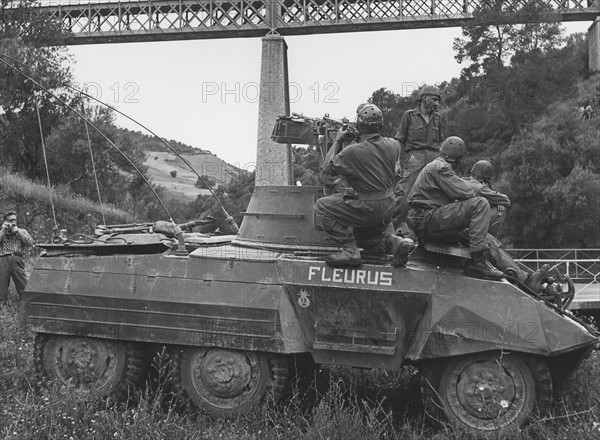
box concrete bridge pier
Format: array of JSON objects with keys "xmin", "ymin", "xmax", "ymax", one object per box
[
  {"xmin": 590, "ymin": 17, "xmax": 600, "ymax": 73},
  {"xmin": 255, "ymin": 33, "xmax": 292, "ymax": 186}
]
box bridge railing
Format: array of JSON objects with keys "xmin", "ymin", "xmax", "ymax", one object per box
[
  {"xmin": 509, "ymin": 249, "xmax": 600, "ymax": 294},
  {"xmin": 30, "ymin": 0, "xmax": 600, "ymax": 44}
]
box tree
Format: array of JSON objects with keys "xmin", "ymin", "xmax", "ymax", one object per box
[
  {"xmin": 368, "ymin": 87, "xmax": 412, "ymax": 137},
  {"xmin": 1, "ymin": 0, "xmax": 73, "ymax": 175},
  {"xmin": 452, "ymin": 0, "xmax": 576, "ymax": 139},
  {"xmin": 499, "ymin": 103, "xmax": 600, "ymax": 248},
  {"xmin": 195, "ymin": 175, "xmax": 216, "ymax": 188},
  {"xmin": 544, "ymin": 166, "xmax": 600, "ymax": 248},
  {"xmin": 42, "ymin": 105, "xmax": 166, "ymax": 220},
  {"xmin": 292, "ymin": 146, "xmax": 320, "ymax": 186},
  {"xmin": 453, "ymin": 0, "xmax": 563, "ymax": 78},
  {"xmin": 190, "ymin": 171, "xmax": 255, "ymax": 225}
]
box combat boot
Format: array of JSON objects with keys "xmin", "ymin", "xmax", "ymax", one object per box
[
  {"xmin": 464, "ymin": 251, "xmax": 505, "ymax": 280},
  {"xmin": 525, "ymin": 264, "xmax": 550, "ymax": 293},
  {"xmin": 325, "ymin": 242, "xmax": 362, "ymax": 267},
  {"xmin": 385, "ymin": 234, "xmax": 415, "ymax": 267}
]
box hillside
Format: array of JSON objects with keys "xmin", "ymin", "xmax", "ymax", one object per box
[
  {"xmin": 118, "ymin": 127, "xmax": 241, "ymax": 203},
  {"xmin": 144, "ymin": 150, "xmax": 241, "ymax": 202}
]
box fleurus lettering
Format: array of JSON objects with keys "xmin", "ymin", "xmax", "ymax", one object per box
[{"xmin": 308, "ymin": 266, "xmax": 392, "ymax": 286}]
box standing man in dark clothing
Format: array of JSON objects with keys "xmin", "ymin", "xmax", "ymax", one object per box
[
  {"xmin": 0, "ymin": 210, "xmax": 34, "ymax": 302},
  {"xmin": 315, "ymin": 104, "xmax": 414, "ymax": 267},
  {"xmin": 407, "ymin": 137, "xmax": 504, "ymax": 280},
  {"xmin": 393, "ymin": 85, "xmax": 443, "ymax": 232}
]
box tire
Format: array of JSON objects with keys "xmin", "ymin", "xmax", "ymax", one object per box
[
  {"xmin": 34, "ymin": 334, "xmax": 145, "ymax": 402},
  {"xmin": 178, "ymin": 347, "xmax": 288, "ymax": 417},
  {"xmin": 421, "ymin": 351, "xmax": 552, "ymax": 438}
]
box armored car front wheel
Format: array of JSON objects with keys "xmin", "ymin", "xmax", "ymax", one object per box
[
  {"xmin": 178, "ymin": 347, "xmax": 288, "ymax": 417},
  {"xmin": 421, "ymin": 352, "xmax": 552, "ymax": 437},
  {"xmin": 35, "ymin": 334, "xmax": 145, "ymax": 402}
]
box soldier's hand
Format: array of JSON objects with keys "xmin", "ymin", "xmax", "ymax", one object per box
[
  {"xmin": 335, "ymin": 127, "xmax": 350, "ymax": 142},
  {"xmin": 497, "ymin": 205, "xmax": 507, "ymax": 212}
]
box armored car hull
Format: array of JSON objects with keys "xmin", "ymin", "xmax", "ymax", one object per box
[{"xmin": 24, "ymin": 186, "xmax": 599, "ymax": 437}]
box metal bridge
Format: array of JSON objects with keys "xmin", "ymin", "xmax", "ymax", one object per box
[{"xmin": 36, "ymin": 0, "xmax": 600, "ymax": 44}]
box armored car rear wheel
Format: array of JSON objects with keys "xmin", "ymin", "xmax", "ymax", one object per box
[
  {"xmin": 421, "ymin": 352, "xmax": 552, "ymax": 438},
  {"xmin": 35, "ymin": 334, "xmax": 145, "ymax": 402},
  {"xmin": 179, "ymin": 347, "xmax": 287, "ymax": 417}
]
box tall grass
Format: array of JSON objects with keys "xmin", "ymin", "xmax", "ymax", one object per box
[
  {"xmin": 1, "ymin": 301, "xmax": 599, "ymax": 440},
  {"xmin": 0, "ymin": 170, "xmax": 132, "ymax": 224}
]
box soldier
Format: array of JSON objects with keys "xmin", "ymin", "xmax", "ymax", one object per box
[
  {"xmin": 315, "ymin": 104, "xmax": 414, "ymax": 267},
  {"xmin": 463, "ymin": 160, "xmax": 510, "ymax": 236},
  {"xmin": 0, "ymin": 210, "xmax": 34, "ymax": 302},
  {"xmin": 393, "ymin": 84, "xmax": 443, "ymax": 234},
  {"xmin": 407, "ymin": 137, "xmax": 504, "ymax": 280},
  {"xmin": 463, "ymin": 161, "xmax": 550, "ymax": 291}
]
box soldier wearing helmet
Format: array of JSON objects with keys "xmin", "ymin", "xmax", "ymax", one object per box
[
  {"xmin": 462, "ymin": 161, "xmax": 550, "ymax": 290},
  {"xmin": 392, "ymin": 84, "xmax": 444, "ymax": 234},
  {"xmin": 463, "ymin": 160, "xmax": 510, "ymax": 236},
  {"xmin": 406, "ymin": 137, "xmax": 504, "ymax": 281},
  {"xmin": 315, "ymin": 104, "xmax": 415, "ymax": 267}
]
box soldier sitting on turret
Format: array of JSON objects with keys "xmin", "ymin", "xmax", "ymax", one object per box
[
  {"xmin": 315, "ymin": 104, "xmax": 414, "ymax": 268},
  {"xmin": 407, "ymin": 137, "xmax": 505, "ymax": 281}
]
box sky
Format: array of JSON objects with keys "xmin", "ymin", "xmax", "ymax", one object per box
[{"xmin": 68, "ymin": 21, "xmax": 591, "ymax": 169}]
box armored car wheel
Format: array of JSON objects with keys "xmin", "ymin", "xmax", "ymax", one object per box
[
  {"xmin": 179, "ymin": 347, "xmax": 288, "ymax": 417},
  {"xmin": 35, "ymin": 334, "xmax": 145, "ymax": 402},
  {"xmin": 421, "ymin": 352, "xmax": 552, "ymax": 437}
]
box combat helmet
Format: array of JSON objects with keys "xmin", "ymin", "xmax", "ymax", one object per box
[
  {"xmin": 440, "ymin": 136, "xmax": 466, "ymax": 161},
  {"xmin": 356, "ymin": 104, "xmax": 383, "ymax": 126},
  {"xmin": 471, "ymin": 160, "xmax": 494, "ymax": 180},
  {"xmin": 419, "ymin": 84, "xmax": 441, "ymax": 100}
]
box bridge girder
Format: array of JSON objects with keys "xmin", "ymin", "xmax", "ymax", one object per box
[{"xmin": 34, "ymin": 0, "xmax": 600, "ymax": 45}]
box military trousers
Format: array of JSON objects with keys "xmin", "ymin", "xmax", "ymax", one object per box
[
  {"xmin": 420, "ymin": 197, "xmax": 491, "ymax": 253},
  {"xmin": 393, "ymin": 149, "xmax": 438, "ymax": 226},
  {"xmin": 484, "ymin": 234, "xmax": 528, "ymax": 282},
  {"xmin": 487, "ymin": 206, "xmax": 506, "ymax": 237},
  {"xmin": 314, "ymin": 193, "xmax": 395, "ymax": 245},
  {"xmin": 0, "ymin": 254, "xmax": 28, "ymax": 302}
]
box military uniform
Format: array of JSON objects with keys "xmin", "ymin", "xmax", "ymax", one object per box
[
  {"xmin": 407, "ymin": 157, "xmax": 491, "ymax": 253},
  {"xmin": 393, "ymin": 107, "xmax": 443, "ymax": 225},
  {"xmin": 315, "ymin": 133, "xmax": 400, "ymax": 247},
  {"xmin": 463, "ymin": 176, "xmax": 510, "ymax": 236}
]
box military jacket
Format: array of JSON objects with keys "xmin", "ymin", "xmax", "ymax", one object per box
[
  {"xmin": 394, "ymin": 107, "xmax": 442, "ymax": 153},
  {"xmin": 462, "ymin": 177, "xmax": 511, "ymax": 207},
  {"xmin": 323, "ymin": 133, "xmax": 400, "ymax": 194},
  {"xmin": 408, "ymin": 157, "xmax": 475, "ymax": 209}
]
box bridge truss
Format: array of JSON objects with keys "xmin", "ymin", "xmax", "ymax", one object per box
[{"xmin": 36, "ymin": 0, "xmax": 600, "ymax": 44}]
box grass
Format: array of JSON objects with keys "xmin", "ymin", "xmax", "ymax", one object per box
[
  {"xmin": 1, "ymin": 300, "xmax": 599, "ymax": 440},
  {"xmin": 0, "ymin": 170, "xmax": 132, "ymax": 224}
]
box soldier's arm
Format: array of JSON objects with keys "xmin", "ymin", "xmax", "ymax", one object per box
[
  {"xmin": 479, "ymin": 185, "xmax": 511, "ymax": 207},
  {"xmin": 323, "ymin": 148, "xmax": 355, "ymax": 177},
  {"xmin": 437, "ymin": 166, "xmax": 476, "ymax": 200}
]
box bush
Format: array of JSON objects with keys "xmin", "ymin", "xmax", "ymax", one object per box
[{"xmin": 169, "ymin": 170, "xmax": 177, "ymax": 178}]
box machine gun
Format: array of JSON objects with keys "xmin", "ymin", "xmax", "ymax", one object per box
[{"xmin": 271, "ymin": 113, "xmax": 357, "ymax": 162}]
